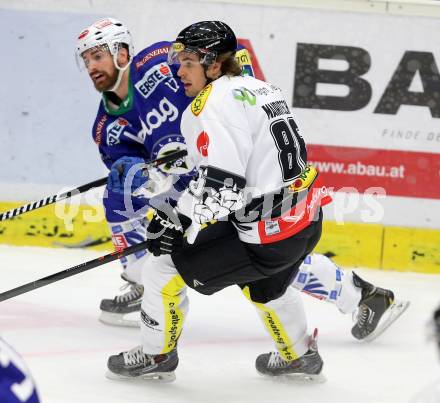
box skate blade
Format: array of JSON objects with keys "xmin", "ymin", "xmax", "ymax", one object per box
[
  {"xmin": 257, "ymin": 370, "xmax": 326, "ymax": 384},
  {"xmin": 105, "ymin": 370, "xmax": 176, "ymax": 382},
  {"xmin": 363, "ymin": 299, "xmax": 410, "ymax": 342},
  {"xmin": 99, "ymin": 312, "xmax": 140, "ymax": 328}
]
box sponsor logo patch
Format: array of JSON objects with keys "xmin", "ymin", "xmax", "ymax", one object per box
[
  {"xmin": 264, "ymin": 220, "xmax": 280, "ymax": 235},
  {"xmin": 106, "ymin": 117, "xmax": 130, "ymax": 146},
  {"xmin": 135, "ymin": 46, "xmax": 169, "ymax": 70},
  {"xmin": 191, "ymin": 84, "xmax": 212, "ymax": 116},
  {"xmin": 78, "ymin": 29, "xmax": 89, "ymax": 40},
  {"xmin": 233, "ymin": 87, "xmax": 256, "ymax": 106},
  {"xmin": 135, "ymin": 63, "xmax": 173, "ymax": 99},
  {"xmin": 94, "ymin": 115, "xmax": 108, "ymax": 145},
  {"xmin": 235, "ymin": 48, "xmax": 255, "ymax": 78},
  {"xmin": 196, "ymin": 131, "xmax": 209, "ymax": 157},
  {"xmin": 141, "ymin": 97, "xmax": 179, "ymax": 136},
  {"xmin": 112, "ymin": 234, "xmax": 128, "ymax": 251},
  {"xmin": 288, "ymin": 165, "xmax": 318, "ymax": 193},
  {"xmin": 236, "ymin": 48, "xmax": 251, "ymax": 65}
]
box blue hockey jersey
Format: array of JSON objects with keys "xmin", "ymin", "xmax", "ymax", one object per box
[
  {"xmin": 0, "ymin": 338, "xmax": 40, "ymax": 403},
  {"xmin": 91, "ymin": 41, "xmax": 191, "ymax": 171}
]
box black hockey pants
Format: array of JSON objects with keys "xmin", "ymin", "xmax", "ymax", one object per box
[{"xmin": 171, "ymin": 210, "xmax": 323, "ymax": 304}]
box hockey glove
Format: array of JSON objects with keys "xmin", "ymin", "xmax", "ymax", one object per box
[
  {"xmin": 108, "ymin": 156, "xmax": 149, "ymax": 195},
  {"xmin": 146, "ymin": 206, "xmax": 191, "ymax": 256}
]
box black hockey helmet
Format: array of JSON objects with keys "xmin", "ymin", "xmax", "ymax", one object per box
[{"xmin": 168, "ymin": 21, "xmax": 237, "ymax": 66}]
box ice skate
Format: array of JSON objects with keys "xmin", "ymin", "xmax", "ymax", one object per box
[
  {"xmin": 351, "ymin": 272, "xmax": 410, "ymax": 341},
  {"xmin": 99, "ymin": 274, "xmax": 143, "ymax": 327},
  {"xmin": 255, "ymin": 330, "xmax": 325, "ymax": 382},
  {"xmin": 106, "ymin": 345, "xmax": 178, "ymax": 382}
]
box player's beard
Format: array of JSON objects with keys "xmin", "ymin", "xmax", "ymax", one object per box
[{"xmin": 93, "ymin": 68, "xmax": 119, "ymax": 92}]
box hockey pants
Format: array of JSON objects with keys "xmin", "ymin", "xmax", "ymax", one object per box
[{"xmin": 140, "ymin": 254, "xmax": 310, "ymax": 360}]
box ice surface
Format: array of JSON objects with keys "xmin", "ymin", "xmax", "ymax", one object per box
[{"xmin": 0, "ymin": 245, "xmax": 439, "ymax": 403}]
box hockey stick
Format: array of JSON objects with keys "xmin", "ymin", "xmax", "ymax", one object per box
[
  {"xmin": 0, "ymin": 149, "xmax": 188, "ymax": 222},
  {"xmin": 0, "ymin": 241, "xmax": 149, "ymax": 302}
]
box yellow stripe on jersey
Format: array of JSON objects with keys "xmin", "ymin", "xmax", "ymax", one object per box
[
  {"xmin": 242, "ymin": 286, "xmax": 299, "ymax": 361},
  {"xmin": 191, "ymin": 84, "xmax": 212, "ymax": 116},
  {"xmin": 161, "ymin": 274, "xmax": 186, "ymax": 354}
]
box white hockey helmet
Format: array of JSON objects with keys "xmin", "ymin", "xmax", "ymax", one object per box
[{"xmin": 75, "ymin": 17, "xmax": 134, "ymax": 70}]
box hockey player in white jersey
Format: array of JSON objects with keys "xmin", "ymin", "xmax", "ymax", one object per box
[
  {"xmin": 105, "ymin": 20, "xmax": 409, "ymax": 381},
  {"xmin": 106, "ymin": 20, "xmax": 332, "ymax": 381}
]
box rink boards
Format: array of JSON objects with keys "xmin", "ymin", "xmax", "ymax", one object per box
[
  {"xmin": 1, "ymin": 201, "xmax": 439, "ymax": 273},
  {"xmin": 0, "ymin": 2, "xmax": 439, "ymax": 274}
]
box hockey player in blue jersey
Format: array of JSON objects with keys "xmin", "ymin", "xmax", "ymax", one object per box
[
  {"xmin": 0, "ymin": 337, "xmax": 40, "ymax": 403},
  {"xmin": 76, "ymin": 18, "xmax": 194, "ymax": 327}
]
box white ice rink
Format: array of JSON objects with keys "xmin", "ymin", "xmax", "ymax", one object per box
[{"xmin": 1, "ymin": 245, "xmax": 439, "ymax": 403}]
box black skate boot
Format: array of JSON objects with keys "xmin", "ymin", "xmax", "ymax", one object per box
[
  {"xmin": 106, "ymin": 345, "xmax": 178, "ymax": 382},
  {"xmin": 255, "ymin": 329, "xmax": 324, "ymax": 382},
  {"xmin": 99, "ymin": 274, "xmax": 143, "ymax": 327},
  {"xmin": 351, "ymin": 272, "xmax": 409, "ymax": 341}
]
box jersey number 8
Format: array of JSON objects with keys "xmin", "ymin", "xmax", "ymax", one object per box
[{"xmin": 270, "ymin": 117, "xmax": 307, "ymax": 182}]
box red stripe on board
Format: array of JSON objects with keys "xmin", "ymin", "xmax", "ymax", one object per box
[{"xmin": 307, "ymin": 144, "xmax": 440, "ymax": 199}]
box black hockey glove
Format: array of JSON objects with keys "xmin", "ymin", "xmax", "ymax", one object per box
[{"xmin": 146, "ymin": 206, "xmax": 191, "ymax": 256}]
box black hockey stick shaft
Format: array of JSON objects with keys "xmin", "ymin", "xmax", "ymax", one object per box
[
  {"xmin": 0, "ymin": 149, "xmax": 188, "ymax": 222},
  {"xmin": 0, "ymin": 241, "xmax": 149, "ymax": 302}
]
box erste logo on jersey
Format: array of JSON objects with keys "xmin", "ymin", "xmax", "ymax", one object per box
[
  {"xmin": 106, "ymin": 117, "xmax": 131, "ymax": 146},
  {"xmin": 196, "ymin": 131, "xmax": 210, "ymax": 157},
  {"xmin": 135, "ymin": 63, "xmax": 173, "ymax": 99},
  {"xmin": 141, "ymin": 97, "xmax": 179, "ymax": 136},
  {"xmin": 191, "ymin": 84, "xmax": 212, "ymax": 116},
  {"xmin": 112, "ymin": 234, "xmax": 128, "ymax": 251}
]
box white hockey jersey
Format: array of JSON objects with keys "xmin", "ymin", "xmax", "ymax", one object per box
[{"xmin": 178, "ymin": 75, "xmax": 331, "ymax": 244}]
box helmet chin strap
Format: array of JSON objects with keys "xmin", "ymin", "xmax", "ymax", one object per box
[{"xmin": 108, "ymin": 51, "xmax": 132, "ymax": 92}]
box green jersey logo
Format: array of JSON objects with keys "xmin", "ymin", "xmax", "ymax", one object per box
[{"xmin": 233, "ymin": 87, "xmax": 257, "ymax": 106}]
